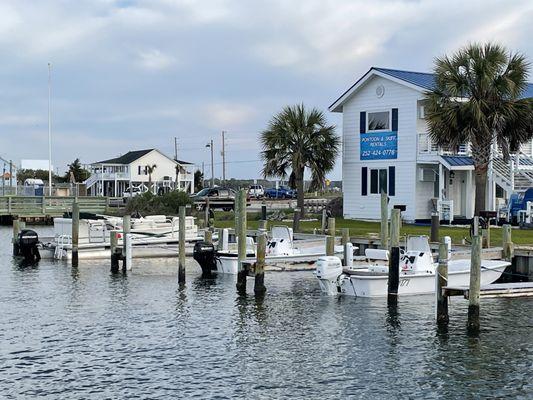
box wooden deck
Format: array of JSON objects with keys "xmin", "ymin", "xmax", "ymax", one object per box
[
  {"xmin": 443, "ymin": 282, "xmax": 533, "ymax": 299},
  {"xmin": 0, "ymin": 196, "xmax": 123, "ymax": 218}
]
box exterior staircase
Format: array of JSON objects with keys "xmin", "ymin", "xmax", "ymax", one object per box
[{"xmin": 492, "ymin": 153, "xmax": 533, "ymax": 194}]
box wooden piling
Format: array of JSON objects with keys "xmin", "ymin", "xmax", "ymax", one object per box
[
  {"xmin": 467, "ymin": 235, "xmax": 481, "ymax": 334},
  {"xmin": 72, "ymin": 202, "xmax": 80, "ymax": 265},
  {"xmin": 292, "ymin": 208, "xmax": 300, "ymax": 233},
  {"xmin": 12, "ymin": 217, "xmax": 20, "ymax": 256},
  {"xmin": 254, "ymin": 232, "xmax": 267, "ymax": 295},
  {"xmin": 178, "ymin": 206, "xmax": 186, "ymax": 284},
  {"xmin": 321, "ymin": 209, "xmax": 327, "ymax": 234},
  {"xmin": 122, "ymin": 214, "xmax": 131, "ymax": 270},
  {"xmin": 124, "ymin": 233, "xmax": 132, "ymax": 271},
  {"xmin": 380, "ymin": 190, "xmax": 388, "ymax": 249},
  {"xmin": 387, "ymin": 247, "xmax": 400, "ymax": 305},
  {"xmin": 261, "ymin": 204, "xmax": 267, "ymax": 221},
  {"xmin": 341, "ymin": 228, "xmax": 350, "ymax": 246},
  {"xmin": 502, "ymin": 224, "xmax": 514, "ymax": 262},
  {"xmin": 204, "ymin": 198, "xmax": 211, "ymax": 228},
  {"xmin": 236, "ymin": 189, "xmax": 248, "ymax": 294},
  {"xmin": 482, "ymin": 222, "xmax": 490, "ymax": 249},
  {"xmin": 430, "ymin": 213, "xmax": 440, "ymax": 242},
  {"xmin": 327, "ymin": 217, "xmax": 336, "ymax": 237},
  {"xmin": 204, "ymin": 229, "xmax": 212, "ymax": 244},
  {"xmin": 110, "ymin": 230, "xmax": 119, "ymax": 273},
  {"xmin": 436, "ymin": 240, "xmax": 449, "ymax": 324},
  {"xmin": 390, "ymin": 209, "xmax": 400, "ymax": 248},
  {"xmin": 258, "ymin": 219, "xmax": 268, "ymax": 231},
  {"xmin": 325, "ymin": 235, "xmax": 335, "ymax": 256}
]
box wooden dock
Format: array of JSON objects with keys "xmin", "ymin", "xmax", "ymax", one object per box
[
  {"xmin": 443, "ymin": 282, "xmax": 533, "ymax": 299},
  {"xmin": 0, "ymin": 196, "xmax": 123, "ymax": 219}
]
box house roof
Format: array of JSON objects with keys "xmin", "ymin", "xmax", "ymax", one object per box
[
  {"xmin": 95, "ymin": 149, "xmax": 155, "ymax": 165},
  {"xmin": 176, "ymin": 159, "xmax": 193, "ymax": 165},
  {"xmin": 330, "ymin": 67, "xmax": 533, "ymax": 112},
  {"xmin": 440, "ymin": 155, "xmax": 474, "ymax": 170}
]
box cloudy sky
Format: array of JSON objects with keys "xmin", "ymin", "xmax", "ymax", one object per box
[{"xmin": 0, "ymin": 0, "xmax": 532, "ymax": 180}]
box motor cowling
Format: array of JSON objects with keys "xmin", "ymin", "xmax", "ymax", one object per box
[
  {"xmin": 316, "ymin": 256, "xmax": 343, "ymax": 280},
  {"xmin": 17, "ymin": 229, "xmax": 41, "ymax": 262},
  {"xmin": 193, "ymin": 241, "xmax": 217, "ymax": 277}
]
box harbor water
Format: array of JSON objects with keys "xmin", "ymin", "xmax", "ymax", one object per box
[{"xmin": 0, "ymin": 227, "xmax": 531, "ymax": 399}]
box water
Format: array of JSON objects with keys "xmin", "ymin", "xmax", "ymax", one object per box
[{"xmin": 0, "ymin": 227, "xmax": 531, "ymax": 399}]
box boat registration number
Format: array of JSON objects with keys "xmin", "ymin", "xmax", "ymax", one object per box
[{"xmin": 400, "ymin": 279, "xmax": 410, "ymax": 287}]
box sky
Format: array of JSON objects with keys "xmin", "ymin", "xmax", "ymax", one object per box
[{"xmin": 0, "ymin": 0, "xmax": 532, "ymax": 180}]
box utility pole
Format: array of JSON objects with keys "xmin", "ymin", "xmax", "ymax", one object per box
[
  {"xmin": 202, "ymin": 161, "xmax": 205, "ymax": 187},
  {"xmin": 174, "ymin": 137, "xmax": 179, "ymax": 190},
  {"xmin": 174, "ymin": 137, "xmax": 178, "ymax": 160},
  {"xmin": 221, "ymin": 130, "xmax": 226, "ymax": 184},
  {"xmin": 210, "ymin": 139, "xmax": 214, "ymax": 188}
]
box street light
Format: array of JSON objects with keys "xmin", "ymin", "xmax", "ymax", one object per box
[
  {"xmin": 48, "ymin": 62, "xmax": 52, "ymax": 196},
  {"xmin": 205, "ymin": 140, "xmax": 214, "ymax": 187}
]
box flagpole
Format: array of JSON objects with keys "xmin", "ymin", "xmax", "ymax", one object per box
[{"xmin": 48, "ymin": 62, "xmax": 52, "ymax": 196}]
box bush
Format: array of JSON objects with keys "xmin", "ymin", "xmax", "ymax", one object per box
[
  {"xmin": 125, "ymin": 190, "xmax": 192, "ymax": 216},
  {"xmin": 327, "ymin": 196, "xmax": 343, "ymax": 218}
]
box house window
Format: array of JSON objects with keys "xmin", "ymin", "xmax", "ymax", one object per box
[
  {"xmin": 368, "ymin": 111, "xmax": 390, "ymax": 131},
  {"xmin": 370, "ymin": 168, "xmax": 388, "ymax": 194}
]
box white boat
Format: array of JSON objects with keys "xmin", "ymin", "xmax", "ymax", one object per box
[
  {"xmin": 316, "ymin": 236, "xmax": 510, "ymax": 297},
  {"xmin": 39, "ymin": 214, "xmax": 201, "ymax": 260},
  {"xmin": 208, "ymin": 226, "xmax": 349, "ymax": 275}
]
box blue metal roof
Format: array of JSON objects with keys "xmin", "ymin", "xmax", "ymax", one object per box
[
  {"xmin": 375, "ymin": 67, "xmax": 533, "ymax": 99},
  {"xmin": 441, "ymin": 155, "xmax": 474, "ymax": 167}
]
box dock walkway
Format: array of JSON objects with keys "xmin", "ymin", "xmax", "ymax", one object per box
[{"xmin": 443, "ymin": 282, "xmax": 533, "ymax": 299}]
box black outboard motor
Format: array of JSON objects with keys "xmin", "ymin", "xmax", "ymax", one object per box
[
  {"xmin": 193, "ymin": 241, "xmax": 217, "ymax": 277},
  {"xmin": 17, "ymin": 229, "xmax": 41, "ymax": 262}
]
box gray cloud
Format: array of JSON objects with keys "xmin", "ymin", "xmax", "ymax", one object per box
[{"xmin": 0, "ymin": 0, "xmax": 532, "ymax": 179}]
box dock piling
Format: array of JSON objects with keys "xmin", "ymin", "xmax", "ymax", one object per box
[
  {"xmin": 341, "ymin": 228, "xmax": 350, "ymax": 246},
  {"xmin": 236, "ymin": 189, "xmax": 248, "ymax": 294},
  {"xmin": 327, "ymin": 217, "xmax": 336, "ymax": 238},
  {"xmin": 261, "ymin": 204, "xmax": 267, "ymax": 221},
  {"xmin": 502, "ymin": 224, "xmax": 514, "ymax": 261},
  {"xmin": 321, "ymin": 209, "xmax": 327, "ymax": 234},
  {"xmin": 124, "ymin": 233, "xmax": 132, "ymax": 271},
  {"xmin": 436, "ymin": 240, "xmax": 449, "ymax": 324},
  {"xmin": 325, "ymin": 235, "xmax": 335, "ymax": 256},
  {"xmin": 388, "ymin": 210, "xmax": 400, "ymax": 305},
  {"xmin": 467, "ymin": 235, "xmax": 481, "ymax": 334},
  {"xmin": 430, "ymin": 213, "xmax": 440, "ymax": 242},
  {"xmin": 204, "ymin": 229, "xmax": 212, "ymax": 244},
  {"xmin": 390, "ymin": 209, "xmax": 400, "ymax": 248},
  {"xmin": 72, "ymin": 202, "xmax": 80, "ymax": 266},
  {"xmin": 292, "ymin": 208, "xmax": 300, "ymax": 233},
  {"xmin": 254, "ymin": 232, "xmax": 267, "ymax": 295},
  {"xmin": 178, "ymin": 206, "xmax": 186, "ymax": 284},
  {"xmin": 12, "ymin": 217, "xmax": 20, "ymax": 256},
  {"xmin": 258, "ymin": 219, "xmax": 268, "ymax": 232},
  {"xmin": 110, "ymin": 230, "xmax": 120, "ymax": 273},
  {"xmin": 380, "ymin": 191, "xmax": 389, "ymax": 249}
]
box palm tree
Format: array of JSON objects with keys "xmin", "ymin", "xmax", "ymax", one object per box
[
  {"xmin": 261, "ymin": 104, "xmax": 339, "ymax": 219},
  {"xmin": 426, "ymin": 43, "xmax": 533, "ymax": 215},
  {"xmin": 145, "ymin": 164, "xmax": 157, "ymax": 193}
]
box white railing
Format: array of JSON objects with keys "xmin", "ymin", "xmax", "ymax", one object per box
[{"xmin": 418, "ymin": 133, "xmax": 470, "ymax": 156}]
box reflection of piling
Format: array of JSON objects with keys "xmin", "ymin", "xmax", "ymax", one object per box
[
  {"xmin": 254, "ymin": 233, "xmax": 267, "ymax": 295},
  {"xmin": 178, "ymin": 206, "xmax": 186, "ymax": 284},
  {"xmin": 12, "ymin": 217, "xmax": 20, "ymax": 256},
  {"xmin": 236, "ymin": 189, "xmax": 248, "ymax": 294},
  {"xmin": 467, "ymin": 235, "xmax": 481, "ymax": 334},
  {"xmin": 436, "ymin": 240, "xmax": 449, "ymax": 324},
  {"xmin": 387, "ymin": 209, "xmax": 400, "ymax": 305},
  {"xmin": 380, "ymin": 191, "xmax": 388, "ymax": 249},
  {"xmin": 72, "ymin": 202, "xmax": 80, "ymax": 266},
  {"xmin": 326, "ymin": 235, "xmax": 335, "ymax": 256}
]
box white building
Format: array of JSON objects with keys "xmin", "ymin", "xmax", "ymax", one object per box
[
  {"xmin": 85, "ymin": 149, "xmax": 195, "ymax": 196},
  {"xmin": 330, "ymin": 67, "xmax": 533, "ymax": 222}
]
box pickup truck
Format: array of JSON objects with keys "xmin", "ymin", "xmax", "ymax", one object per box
[
  {"xmin": 191, "ymin": 187, "xmax": 250, "ymax": 211},
  {"xmin": 264, "ymin": 186, "xmax": 296, "ymax": 199}
]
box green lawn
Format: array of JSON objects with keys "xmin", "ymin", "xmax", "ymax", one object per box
[{"xmin": 211, "ymin": 214, "xmax": 533, "ymax": 246}]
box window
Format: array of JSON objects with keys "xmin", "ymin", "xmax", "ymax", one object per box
[
  {"xmin": 370, "ymin": 168, "xmax": 388, "ymax": 194},
  {"xmin": 368, "ymin": 111, "xmax": 390, "ymax": 131}
]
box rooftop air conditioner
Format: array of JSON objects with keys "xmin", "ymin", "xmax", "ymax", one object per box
[{"xmin": 419, "ymin": 168, "xmax": 436, "ymax": 182}]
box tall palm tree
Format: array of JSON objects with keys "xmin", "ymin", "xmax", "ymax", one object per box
[
  {"xmin": 261, "ymin": 104, "xmax": 339, "ymax": 218},
  {"xmin": 145, "ymin": 164, "xmax": 157, "ymax": 193},
  {"xmin": 426, "ymin": 43, "xmax": 533, "ymax": 215}
]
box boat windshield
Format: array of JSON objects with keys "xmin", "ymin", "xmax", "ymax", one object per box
[{"xmin": 406, "ymin": 236, "xmax": 431, "ymax": 253}]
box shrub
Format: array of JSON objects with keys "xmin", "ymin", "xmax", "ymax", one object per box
[{"xmin": 125, "ymin": 190, "xmax": 192, "ymax": 216}]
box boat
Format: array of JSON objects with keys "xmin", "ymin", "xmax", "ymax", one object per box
[
  {"xmin": 315, "ymin": 236, "xmax": 510, "ymax": 297},
  {"xmin": 39, "ymin": 214, "xmax": 201, "ymax": 260},
  {"xmin": 194, "ymin": 226, "xmax": 350, "ymax": 275}
]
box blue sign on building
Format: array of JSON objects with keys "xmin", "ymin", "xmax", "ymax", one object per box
[{"xmin": 360, "ymin": 131, "xmax": 397, "ymax": 160}]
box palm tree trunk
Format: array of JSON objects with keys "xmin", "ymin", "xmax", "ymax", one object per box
[
  {"xmin": 296, "ymin": 167, "xmax": 305, "ymax": 218},
  {"xmin": 474, "ymin": 166, "xmax": 488, "ymax": 216}
]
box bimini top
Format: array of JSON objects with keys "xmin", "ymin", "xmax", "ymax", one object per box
[{"xmin": 330, "ymin": 67, "xmax": 533, "ymax": 112}]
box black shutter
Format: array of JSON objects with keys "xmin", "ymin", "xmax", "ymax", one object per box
[
  {"xmin": 392, "ymin": 108, "xmax": 398, "ymax": 131},
  {"xmin": 361, "ymin": 167, "xmax": 367, "ymax": 196},
  {"xmin": 138, "ymin": 166, "xmax": 141, "ymax": 174},
  {"xmin": 388, "ymin": 166, "xmax": 395, "ymax": 196},
  {"xmin": 360, "ymin": 112, "xmax": 366, "ymax": 133}
]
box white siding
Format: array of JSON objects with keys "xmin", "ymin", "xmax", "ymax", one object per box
[
  {"xmin": 415, "ymin": 164, "xmax": 438, "ymax": 219},
  {"xmin": 130, "ymin": 150, "xmax": 177, "ymax": 182},
  {"xmin": 341, "ymin": 75, "xmax": 421, "ymax": 221}
]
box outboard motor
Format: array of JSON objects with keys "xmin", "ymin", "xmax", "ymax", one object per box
[
  {"xmin": 315, "ymin": 256, "xmax": 343, "ymax": 295},
  {"xmin": 193, "ymin": 241, "xmax": 217, "ymax": 277},
  {"xmin": 17, "ymin": 229, "xmax": 41, "ymax": 262}
]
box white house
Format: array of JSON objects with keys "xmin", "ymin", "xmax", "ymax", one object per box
[
  {"xmin": 330, "ymin": 67, "xmax": 533, "ymax": 222},
  {"xmin": 85, "ymin": 149, "xmax": 195, "ymax": 196}
]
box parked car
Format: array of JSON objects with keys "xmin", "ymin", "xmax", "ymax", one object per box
[
  {"xmin": 248, "ymin": 184, "xmax": 264, "ymax": 199},
  {"xmin": 264, "ymin": 186, "xmax": 296, "ymax": 199},
  {"xmin": 191, "ymin": 187, "xmax": 248, "ymax": 211}
]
